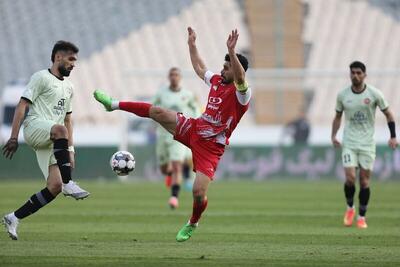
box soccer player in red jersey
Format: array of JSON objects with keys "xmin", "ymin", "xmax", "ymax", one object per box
[{"xmin": 93, "ymin": 27, "xmax": 251, "ymax": 242}]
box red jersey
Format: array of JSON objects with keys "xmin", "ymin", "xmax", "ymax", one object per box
[{"xmin": 195, "ymin": 71, "xmax": 251, "ymax": 145}]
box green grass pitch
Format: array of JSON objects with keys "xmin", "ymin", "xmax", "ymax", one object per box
[{"xmin": 0, "ymin": 180, "xmax": 399, "ymax": 267}]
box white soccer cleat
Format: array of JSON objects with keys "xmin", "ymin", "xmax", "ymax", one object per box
[
  {"xmin": 3, "ymin": 213, "xmax": 19, "ymax": 240},
  {"xmin": 62, "ymin": 180, "xmax": 90, "ymax": 200}
]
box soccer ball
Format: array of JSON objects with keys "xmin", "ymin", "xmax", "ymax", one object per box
[{"xmin": 110, "ymin": 151, "xmax": 136, "ymax": 176}]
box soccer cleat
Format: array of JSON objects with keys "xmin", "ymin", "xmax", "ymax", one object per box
[
  {"xmin": 93, "ymin": 90, "xmax": 115, "ymax": 111},
  {"xmin": 62, "ymin": 180, "xmax": 90, "ymax": 200},
  {"xmin": 165, "ymin": 175, "xmax": 172, "ymax": 188},
  {"xmin": 176, "ymin": 222, "xmax": 197, "ymax": 242},
  {"xmin": 3, "ymin": 213, "xmax": 19, "ymax": 240},
  {"xmin": 343, "ymin": 207, "xmax": 355, "ymax": 227},
  {"xmin": 169, "ymin": 196, "xmax": 179, "ymax": 209},
  {"xmin": 357, "ymin": 217, "xmax": 368, "ymax": 229}
]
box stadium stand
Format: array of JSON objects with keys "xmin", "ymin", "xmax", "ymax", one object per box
[
  {"xmin": 0, "ymin": 0, "xmax": 250, "ymax": 125},
  {"xmin": 304, "ymin": 0, "xmax": 400, "ymax": 126},
  {"xmin": 244, "ymin": 0, "xmax": 305, "ymax": 124}
]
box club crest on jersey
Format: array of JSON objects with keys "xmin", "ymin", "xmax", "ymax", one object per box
[
  {"xmin": 212, "ymin": 85, "xmax": 218, "ymax": 91},
  {"xmin": 364, "ymin": 98, "xmax": 371, "ymax": 105}
]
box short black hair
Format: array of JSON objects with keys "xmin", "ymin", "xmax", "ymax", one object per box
[
  {"xmin": 349, "ymin": 61, "xmax": 366, "ymax": 73},
  {"xmin": 225, "ymin": 53, "xmax": 249, "ymax": 72},
  {"xmin": 169, "ymin": 67, "xmax": 181, "ymax": 74},
  {"xmin": 51, "ymin": 40, "xmax": 79, "ymax": 62}
]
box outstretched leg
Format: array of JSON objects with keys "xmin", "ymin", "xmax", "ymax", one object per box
[
  {"xmin": 93, "ymin": 90, "xmax": 177, "ymax": 134},
  {"xmin": 3, "ymin": 165, "xmax": 61, "ymax": 240}
]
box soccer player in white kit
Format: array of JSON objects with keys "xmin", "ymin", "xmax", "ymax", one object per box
[
  {"xmin": 331, "ymin": 61, "xmax": 398, "ymax": 229},
  {"xmin": 2, "ymin": 41, "xmax": 89, "ymax": 240}
]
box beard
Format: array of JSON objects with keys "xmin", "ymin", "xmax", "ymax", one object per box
[
  {"xmin": 221, "ymin": 74, "xmax": 232, "ymax": 84},
  {"xmin": 58, "ymin": 65, "xmax": 71, "ymax": 77}
]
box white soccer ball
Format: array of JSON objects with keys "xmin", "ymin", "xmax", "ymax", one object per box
[{"xmin": 110, "ymin": 151, "xmax": 136, "ymax": 176}]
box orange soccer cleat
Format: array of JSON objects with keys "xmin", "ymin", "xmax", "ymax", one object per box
[
  {"xmin": 343, "ymin": 207, "xmax": 355, "ymax": 227},
  {"xmin": 169, "ymin": 196, "xmax": 179, "ymax": 209},
  {"xmin": 357, "ymin": 217, "xmax": 368, "ymax": 229}
]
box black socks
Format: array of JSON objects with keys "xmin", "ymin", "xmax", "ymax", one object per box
[
  {"xmin": 14, "ymin": 188, "xmax": 56, "ymax": 219},
  {"xmin": 359, "ymin": 187, "xmax": 370, "ymax": 217},
  {"xmin": 171, "ymin": 184, "xmax": 180, "ymax": 198},
  {"xmin": 53, "ymin": 138, "xmax": 71, "ymax": 184},
  {"xmin": 344, "ymin": 183, "xmax": 355, "ymax": 207},
  {"xmin": 344, "ymin": 183, "xmax": 370, "ymax": 217}
]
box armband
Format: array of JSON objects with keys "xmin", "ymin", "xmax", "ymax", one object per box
[
  {"xmin": 234, "ymin": 81, "xmax": 249, "ymax": 92},
  {"xmin": 388, "ymin": 121, "xmax": 396, "ymax": 138}
]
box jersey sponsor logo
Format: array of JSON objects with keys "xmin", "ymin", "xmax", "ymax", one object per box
[
  {"xmin": 364, "ymin": 98, "xmax": 371, "ymax": 105},
  {"xmin": 350, "ymin": 110, "xmax": 367, "ymax": 125},
  {"xmin": 208, "ymin": 97, "xmax": 222, "ymax": 105},
  {"xmin": 53, "ymin": 98, "xmax": 66, "ymax": 115}
]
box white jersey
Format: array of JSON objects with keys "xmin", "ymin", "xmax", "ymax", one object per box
[{"xmin": 22, "ymin": 69, "xmax": 73, "ymax": 125}]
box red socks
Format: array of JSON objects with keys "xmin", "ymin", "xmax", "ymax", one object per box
[
  {"xmin": 119, "ymin": 101, "xmax": 152, "ymax": 118},
  {"xmin": 189, "ymin": 197, "xmax": 208, "ymax": 224}
]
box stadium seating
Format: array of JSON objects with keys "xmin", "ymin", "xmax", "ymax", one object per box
[
  {"xmin": 0, "ymin": 0, "xmax": 250, "ymax": 125},
  {"xmin": 304, "ymin": 0, "xmax": 400, "ymax": 126}
]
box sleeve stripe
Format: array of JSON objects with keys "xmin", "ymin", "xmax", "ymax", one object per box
[{"xmin": 21, "ymin": 96, "xmax": 32, "ymax": 103}]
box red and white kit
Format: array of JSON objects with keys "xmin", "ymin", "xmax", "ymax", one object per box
[{"xmin": 174, "ymin": 71, "xmax": 251, "ymax": 178}]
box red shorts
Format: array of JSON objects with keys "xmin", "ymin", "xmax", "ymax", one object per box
[{"xmin": 174, "ymin": 114, "xmax": 225, "ymax": 179}]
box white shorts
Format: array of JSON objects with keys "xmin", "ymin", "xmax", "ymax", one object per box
[
  {"xmin": 342, "ymin": 147, "xmax": 376, "ymax": 171},
  {"xmin": 23, "ymin": 119, "xmax": 57, "ymax": 179}
]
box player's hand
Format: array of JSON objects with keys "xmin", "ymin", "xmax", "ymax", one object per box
[
  {"xmin": 187, "ymin": 27, "xmax": 196, "ymax": 46},
  {"xmin": 388, "ymin": 138, "xmax": 398, "ymax": 149},
  {"xmin": 69, "ymin": 151, "xmax": 75, "ymax": 169},
  {"xmin": 227, "ymin": 29, "xmax": 239, "ymax": 52},
  {"xmin": 331, "ymin": 137, "xmax": 341, "ymax": 148},
  {"xmin": 2, "ymin": 138, "xmax": 19, "ymax": 159}
]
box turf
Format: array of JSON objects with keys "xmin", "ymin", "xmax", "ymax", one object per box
[{"xmin": 0, "ymin": 180, "xmax": 399, "ymax": 267}]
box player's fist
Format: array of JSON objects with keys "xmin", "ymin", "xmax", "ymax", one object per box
[
  {"xmin": 227, "ymin": 29, "xmax": 239, "ymax": 52},
  {"xmin": 2, "ymin": 137, "xmax": 18, "ymax": 159},
  {"xmin": 331, "ymin": 137, "xmax": 341, "ymax": 148},
  {"xmin": 187, "ymin": 27, "xmax": 196, "ymax": 45},
  {"xmin": 388, "ymin": 138, "xmax": 398, "ymax": 149}
]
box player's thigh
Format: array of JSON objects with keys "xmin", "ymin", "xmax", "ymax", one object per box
[
  {"xmin": 35, "ymin": 148, "xmax": 57, "ymax": 180},
  {"xmin": 342, "ymin": 147, "xmax": 358, "ymax": 169},
  {"xmin": 46, "ymin": 164, "xmax": 63, "ymax": 194},
  {"xmin": 358, "ymin": 150, "xmax": 376, "ymax": 171},
  {"xmin": 24, "ymin": 120, "xmax": 56, "ymax": 149},
  {"xmin": 150, "ymin": 107, "xmax": 177, "ymax": 135}
]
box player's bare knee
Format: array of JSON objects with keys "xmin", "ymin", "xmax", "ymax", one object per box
[
  {"xmin": 47, "ymin": 180, "xmax": 62, "ymax": 195},
  {"xmin": 192, "ymin": 187, "xmax": 206, "ymax": 199},
  {"xmin": 50, "ymin": 124, "xmax": 68, "ymax": 140},
  {"xmin": 160, "ymin": 164, "xmax": 170, "ymax": 175},
  {"xmin": 359, "ymin": 177, "xmax": 370, "ymax": 188},
  {"xmin": 171, "ymin": 161, "xmax": 183, "ymax": 173},
  {"xmin": 150, "ymin": 106, "xmax": 165, "ymax": 121},
  {"xmin": 345, "ymin": 177, "xmax": 355, "ymax": 186}
]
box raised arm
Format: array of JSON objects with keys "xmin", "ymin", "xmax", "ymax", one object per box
[
  {"xmin": 2, "ymin": 98, "xmax": 30, "ymax": 159},
  {"xmin": 382, "ymin": 108, "xmax": 398, "ymax": 149},
  {"xmin": 187, "ymin": 27, "xmax": 207, "ymax": 80},
  {"xmin": 227, "ymin": 29, "xmax": 246, "ymax": 87}
]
